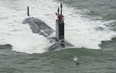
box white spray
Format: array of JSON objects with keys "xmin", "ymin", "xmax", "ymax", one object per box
[{"xmin": 0, "ymin": 0, "xmax": 116, "ymax": 54}]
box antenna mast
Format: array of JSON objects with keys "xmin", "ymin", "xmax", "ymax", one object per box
[{"xmin": 27, "ymin": 6, "xmax": 30, "ymax": 17}]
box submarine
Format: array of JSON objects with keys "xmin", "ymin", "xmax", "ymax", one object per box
[{"xmin": 22, "ymin": 4, "xmax": 74, "ymax": 51}]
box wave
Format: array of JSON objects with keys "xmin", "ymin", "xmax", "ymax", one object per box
[{"xmin": 0, "ymin": 0, "xmax": 116, "ymax": 53}]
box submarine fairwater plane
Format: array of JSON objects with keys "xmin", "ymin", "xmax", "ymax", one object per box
[{"xmin": 22, "ymin": 3, "xmax": 74, "ymax": 51}]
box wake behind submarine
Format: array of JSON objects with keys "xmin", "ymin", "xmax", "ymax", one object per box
[{"xmin": 22, "ymin": 4, "xmax": 74, "ymax": 51}]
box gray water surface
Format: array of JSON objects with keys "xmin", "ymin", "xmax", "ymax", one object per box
[
  {"xmin": 0, "ymin": 47, "xmax": 116, "ymax": 73},
  {"xmin": 0, "ymin": 0, "xmax": 116, "ymax": 73}
]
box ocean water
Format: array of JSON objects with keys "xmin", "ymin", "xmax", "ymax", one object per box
[{"xmin": 0, "ymin": 0, "xmax": 116, "ymax": 73}]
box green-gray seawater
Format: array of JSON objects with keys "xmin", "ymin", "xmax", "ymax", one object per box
[
  {"xmin": 0, "ymin": 46, "xmax": 116, "ymax": 73},
  {"xmin": 0, "ymin": 0, "xmax": 116, "ymax": 73}
]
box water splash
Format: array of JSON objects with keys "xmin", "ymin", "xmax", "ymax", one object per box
[{"xmin": 0, "ymin": 0, "xmax": 116, "ymax": 54}]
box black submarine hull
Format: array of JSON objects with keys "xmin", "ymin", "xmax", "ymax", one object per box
[
  {"xmin": 22, "ymin": 17, "xmax": 54, "ymax": 37},
  {"xmin": 22, "ymin": 4, "xmax": 74, "ymax": 51},
  {"xmin": 22, "ymin": 17, "xmax": 74, "ymax": 51}
]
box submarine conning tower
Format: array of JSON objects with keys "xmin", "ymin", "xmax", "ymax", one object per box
[{"xmin": 56, "ymin": 3, "xmax": 65, "ymax": 46}]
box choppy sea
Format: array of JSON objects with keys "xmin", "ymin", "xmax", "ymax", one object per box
[{"xmin": 0, "ymin": 0, "xmax": 116, "ymax": 73}]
